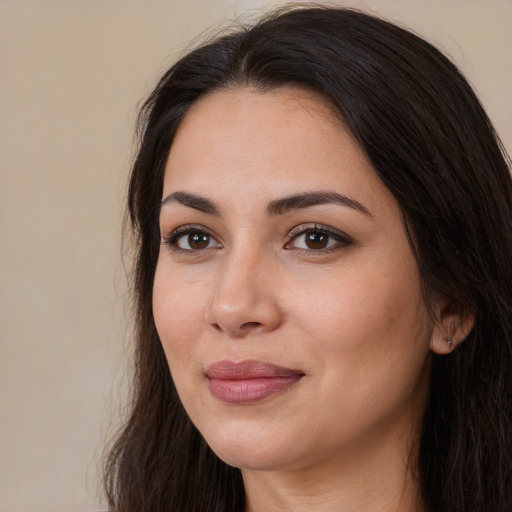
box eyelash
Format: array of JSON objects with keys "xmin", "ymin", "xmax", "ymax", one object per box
[
  {"xmin": 162, "ymin": 223, "xmax": 352, "ymax": 255},
  {"xmin": 285, "ymin": 223, "xmax": 353, "ymax": 254},
  {"xmin": 162, "ymin": 224, "xmax": 221, "ymax": 253}
]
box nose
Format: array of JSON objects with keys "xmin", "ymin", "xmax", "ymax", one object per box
[{"xmin": 206, "ymin": 249, "xmax": 282, "ymax": 338}]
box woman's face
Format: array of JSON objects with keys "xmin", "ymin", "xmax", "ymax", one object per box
[{"xmin": 153, "ymin": 87, "xmax": 435, "ymax": 473}]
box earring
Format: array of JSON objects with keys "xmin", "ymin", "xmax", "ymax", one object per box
[{"xmin": 445, "ymin": 337, "xmax": 454, "ymax": 349}]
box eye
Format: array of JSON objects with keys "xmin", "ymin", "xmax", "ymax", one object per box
[
  {"xmin": 286, "ymin": 224, "xmax": 352, "ymax": 252},
  {"xmin": 176, "ymin": 232, "xmax": 217, "ymax": 250},
  {"xmin": 163, "ymin": 226, "xmax": 222, "ymax": 252}
]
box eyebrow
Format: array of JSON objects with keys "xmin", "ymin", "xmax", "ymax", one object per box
[
  {"xmin": 160, "ymin": 190, "xmax": 372, "ymax": 217},
  {"xmin": 160, "ymin": 191, "xmax": 219, "ymax": 215},
  {"xmin": 267, "ymin": 191, "xmax": 372, "ymax": 217}
]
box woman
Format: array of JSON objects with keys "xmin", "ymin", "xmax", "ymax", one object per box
[{"xmin": 104, "ymin": 6, "xmax": 512, "ymax": 512}]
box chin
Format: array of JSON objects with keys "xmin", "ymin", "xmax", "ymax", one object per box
[
  {"xmin": 213, "ymin": 444, "xmax": 296, "ymax": 472},
  {"xmin": 201, "ymin": 421, "xmax": 302, "ymax": 471}
]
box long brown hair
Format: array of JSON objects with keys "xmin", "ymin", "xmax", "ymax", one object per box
[{"xmin": 104, "ymin": 6, "xmax": 512, "ymax": 511}]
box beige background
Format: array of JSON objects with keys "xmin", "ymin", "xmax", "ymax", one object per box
[{"xmin": 0, "ymin": 1, "xmax": 510, "ymax": 511}]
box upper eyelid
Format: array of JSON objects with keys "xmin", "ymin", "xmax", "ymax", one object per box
[
  {"xmin": 287, "ymin": 223, "xmax": 351, "ymax": 240},
  {"xmin": 162, "ymin": 224, "xmax": 220, "ymax": 244},
  {"xmin": 163, "ymin": 223, "xmax": 213, "ymax": 237}
]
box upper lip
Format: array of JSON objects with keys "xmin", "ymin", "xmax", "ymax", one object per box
[{"xmin": 206, "ymin": 359, "xmax": 304, "ymax": 379}]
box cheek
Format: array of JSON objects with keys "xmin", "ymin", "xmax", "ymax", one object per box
[
  {"xmin": 291, "ymin": 253, "xmax": 432, "ymax": 388},
  {"xmin": 152, "ymin": 263, "xmax": 207, "ymax": 366},
  {"xmin": 289, "ymin": 267, "xmax": 432, "ymax": 440},
  {"xmin": 295, "ymin": 269, "xmax": 426, "ymax": 344}
]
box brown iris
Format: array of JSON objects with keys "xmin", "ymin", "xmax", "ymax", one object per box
[
  {"xmin": 305, "ymin": 231, "xmax": 329, "ymax": 249},
  {"xmin": 188, "ymin": 233, "xmax": 210, "ymax": 249}
]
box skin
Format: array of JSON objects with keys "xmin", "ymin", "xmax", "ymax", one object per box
[{"xmin": 153, "ymin": 87, "xmax": 465, "ymax": 511}]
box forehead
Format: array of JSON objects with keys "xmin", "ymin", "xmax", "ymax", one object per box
[
  {"xmin": 167, "ymin": 86, "xmax": 345, "ymax": 169},
  {"xmin": 181, "ymin": 85, "xmax": 341, "ymax": 131},
  {"xmin": 163, "ymin": 86, "xmax": 394, "ymax": 218}
]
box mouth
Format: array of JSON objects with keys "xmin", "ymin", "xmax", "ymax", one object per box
[{"xmin": 205, "ymin": 360, "xmax": 305, "ymax": 405}]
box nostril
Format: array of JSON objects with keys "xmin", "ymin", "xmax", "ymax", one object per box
[
  {"xmin": 240, "ymin": 321, "xmax": 263, "ymax": 330},
  {"xmin": 209, "ymin": 320, "xmax": 263, "ymax": 335}
]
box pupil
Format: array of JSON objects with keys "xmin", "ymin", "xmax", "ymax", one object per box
[
  {"xmin": 306, "ymin": 232, "xmax": 328, "ymax": 249},
  {"xmin": 189, "ymin": 233, "xmax": 209, "ymax": 249}
]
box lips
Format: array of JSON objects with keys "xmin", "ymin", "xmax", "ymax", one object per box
[{"xmin": 206, "ymin": 360, "xmax": 304, "ymax": 404}]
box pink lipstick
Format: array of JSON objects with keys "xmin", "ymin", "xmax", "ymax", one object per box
[{"xmin": 206, "ymin": 360, "xmax": 303, "ymax": 404}]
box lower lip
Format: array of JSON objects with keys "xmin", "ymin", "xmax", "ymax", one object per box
[{"xmin": 209, "ymin": 375, "xmax": 302, "ymax": 404}]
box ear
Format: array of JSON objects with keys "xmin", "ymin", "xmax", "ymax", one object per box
[{"xmin": 430, "ymin": 302, "xmax": 475, "ymax": 355}]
